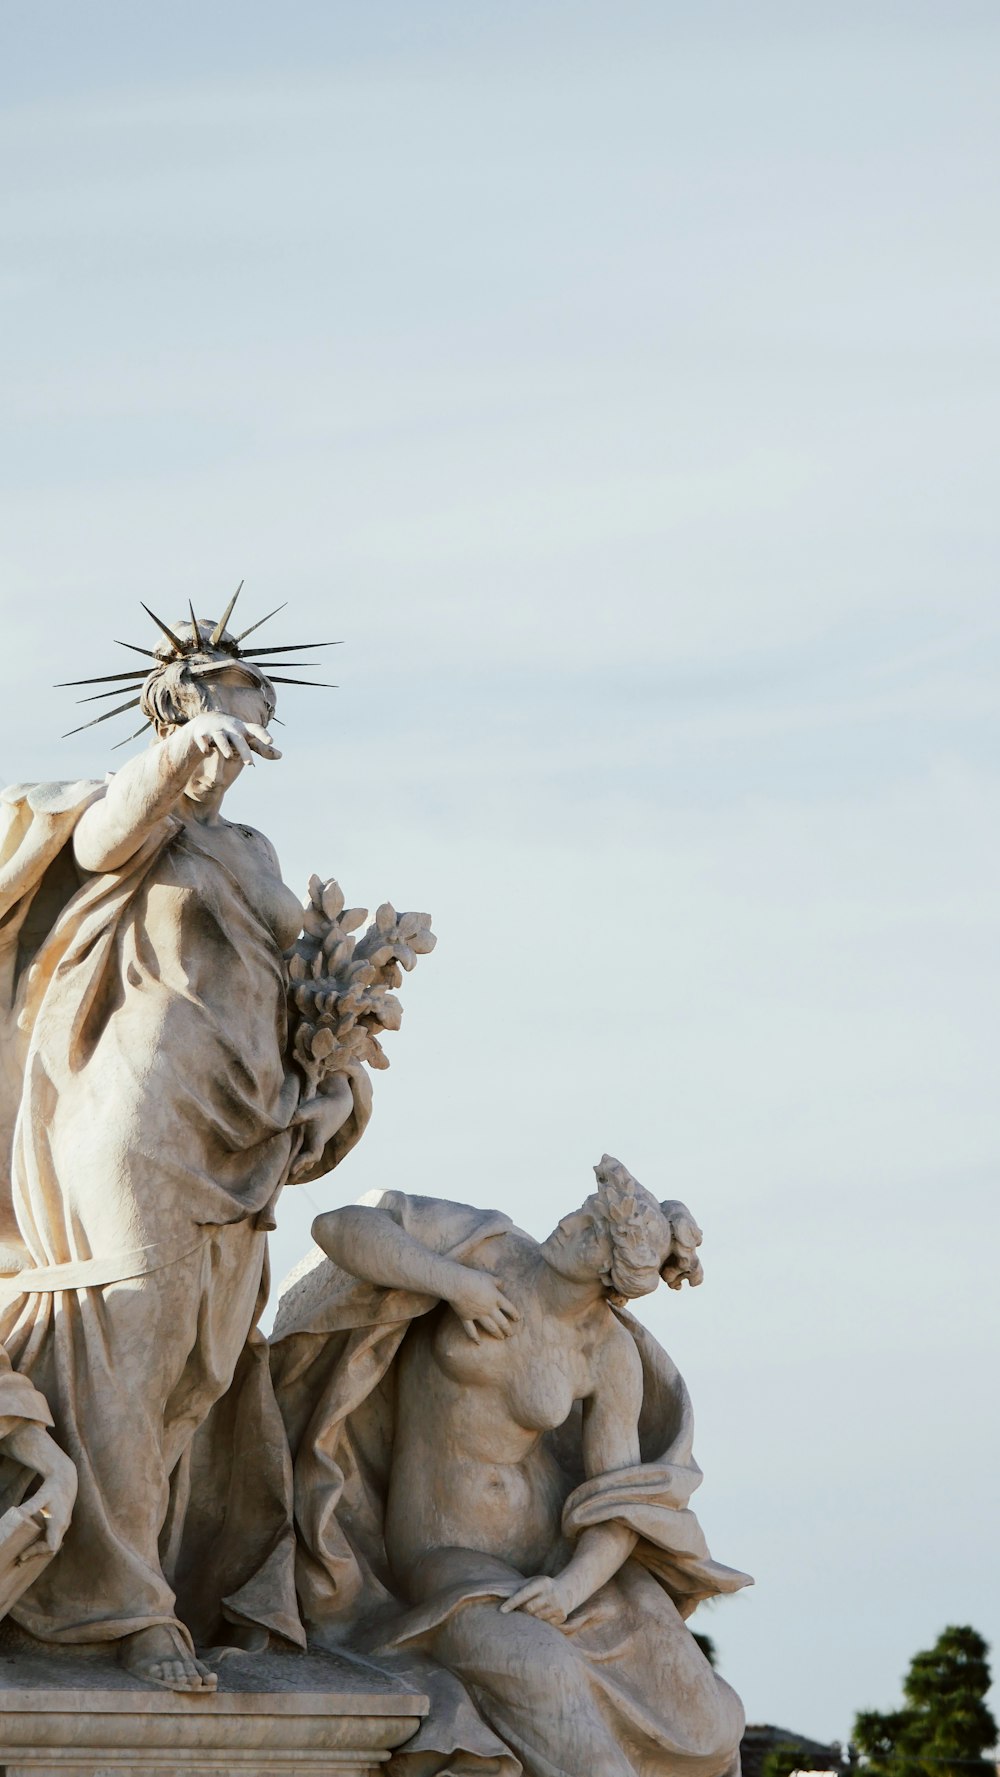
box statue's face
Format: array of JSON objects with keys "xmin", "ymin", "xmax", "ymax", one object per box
[
  {"xmin": 184, "ymin": 750, "xmax": 243, "ymax": 799},
  {"xmin": 180, "ymin": 680, "xmax": 274, "ymax": 803},
  {"xmin": 540, "ymin": 1198, "xmax": 613, "ymax": 1285}
]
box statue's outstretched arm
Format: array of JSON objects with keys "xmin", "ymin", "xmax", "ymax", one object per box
[
  {"xmin": 313, "ymin": 1206, "xmax": 519, "ymax": 1342},
  {"xmin": 73, "ymin": 713, "xmax": 279, "ymax": 873}
]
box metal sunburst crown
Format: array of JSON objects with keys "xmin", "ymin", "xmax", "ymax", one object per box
[{"xmin": 56, "ymin": 582, "xmax": 340, "ymax": 742}]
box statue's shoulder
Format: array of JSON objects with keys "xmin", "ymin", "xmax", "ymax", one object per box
[
  {"xmin": 228, "ymin": 820, "xmax": 279, "ymax": 866},
  {"xmin": 1, "ymin": 779, "xmax": 105, "ymax": 816},
  {"xmin": 593, "ymin": 1307, "xmax": 645, "ymax": 1388},
  {"xmin": 0, "ymin": 780, "xmax": 107, "ymax": 906},
  {"xmin": 371, "ymin": 1189, "xmax": 513, "ymax": 1259}
]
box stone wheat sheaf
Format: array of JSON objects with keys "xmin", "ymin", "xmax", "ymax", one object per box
[{"xmin": 287, "ymin": 876, "xmax": 436, "ymax": 1086}]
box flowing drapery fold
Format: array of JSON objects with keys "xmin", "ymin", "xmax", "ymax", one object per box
[{"xmin": 0, "ymin": 782, "xmax": 302, "ymax": 1643}]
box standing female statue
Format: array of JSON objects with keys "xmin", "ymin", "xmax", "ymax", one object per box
[
  {"xmin": 0, "ymin": 598, "xmax": 359, "ymax": 1691},
  {"xmin": 267, "ymin": 1157, "xmax": 751, "ymax": 1777}
]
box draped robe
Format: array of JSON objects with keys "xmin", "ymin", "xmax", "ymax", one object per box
[{"xmin": 0, "ymin": 779, "xmax": 364, "ymax": 1647}]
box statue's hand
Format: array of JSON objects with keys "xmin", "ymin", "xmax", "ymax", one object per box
[
  {"xmin": 288, "ymin": 1076, "xmax": 354, "ymax": 1181},
  {"xmin": 448, "ymin": 1269, "xmax": 521, "ymax": 1344},
  {"xmin": 500, "ymin": 1575, "xmax": 569, "ymax": 1625},
  {"xmin": 181, "ymin": 712, "xmax": 282, "ymax": 766},
  {"xmin": 2, "ymin": 1427, "xmax": 78, "ymax": 1555},
  {"xmin": 29, "ymin": 1446, "xmax": 78, "ymax": 1553}
]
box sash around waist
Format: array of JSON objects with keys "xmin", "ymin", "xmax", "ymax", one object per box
[{"xmin": 0, "ymin": 1232, "xmax": 214, "ymax": 1299}]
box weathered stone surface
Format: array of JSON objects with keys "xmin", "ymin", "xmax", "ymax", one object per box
[{"xmin": 0, "ymin": 1642, "xmax": 427, "ymax": 1775}]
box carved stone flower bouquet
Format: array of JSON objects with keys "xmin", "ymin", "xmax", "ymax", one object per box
[{"xmin": 287, "ymin": 876, "xmax": 436, "ymax": 1100}]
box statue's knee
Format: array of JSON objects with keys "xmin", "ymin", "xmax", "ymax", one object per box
[{"xmin": 436, "ymin": 1605, "xmax": 576, "ymax": 1694}]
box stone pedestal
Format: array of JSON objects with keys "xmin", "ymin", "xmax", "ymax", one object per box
[{"xmin": 0, "ymin": 1643, "xmax": 428, "ymax": 1777}]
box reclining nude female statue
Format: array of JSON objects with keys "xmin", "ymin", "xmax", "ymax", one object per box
[{"xmin": 266, "ymin": 1156, "xmax": 751, "ymax": 1777}]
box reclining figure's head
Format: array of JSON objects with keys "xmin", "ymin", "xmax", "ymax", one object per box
[{"xmin": 540, "ymin": 1154, "xmax": 704, "ymax": 1308}]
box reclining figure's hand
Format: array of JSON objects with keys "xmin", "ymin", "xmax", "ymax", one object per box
[
  {"xmin": 447, "ymin": 1268, "xmax": 521, "ymax": 1344},
  {"xmin": 500, "ymin": 1575, "xmax": 569, "ymax": 1625}
]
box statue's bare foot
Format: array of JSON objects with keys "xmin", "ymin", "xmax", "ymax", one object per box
[{"xmin": 120, "ymin": 1625, "xmax": 218, "ymax": 1692}]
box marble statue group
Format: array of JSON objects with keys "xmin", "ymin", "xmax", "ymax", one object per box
[{"xmin": 0, "ymin": 593, "xmax": 751, "ymax": 1777}]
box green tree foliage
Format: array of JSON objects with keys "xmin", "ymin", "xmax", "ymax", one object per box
[
  {"xmin": 853, "ymin": 1626, "xmax": 997, "ymax": 1777},
  {"xmin": 694, "ymin": 1632, "xmax": 717, "ymax": 1669}
]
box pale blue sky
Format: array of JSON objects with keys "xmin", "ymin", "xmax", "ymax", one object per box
[{"xmin": 2, "ymin": 0, "xmax": 999, "ymax": 1747}]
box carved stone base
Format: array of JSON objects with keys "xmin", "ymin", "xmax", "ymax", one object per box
[{"xmin": 0, "ymin": 1643, "xmax": 428, "ymax": 1777}]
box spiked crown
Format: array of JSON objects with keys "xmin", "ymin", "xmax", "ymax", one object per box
[{"xmin": 57, "ymin": 583, "xmax": 338, "ymax": 743}]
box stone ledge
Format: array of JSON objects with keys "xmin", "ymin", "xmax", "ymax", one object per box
[
  {"xmin": 0, "ymin": 1643, "xmax": 428, "ymax": 1777},
  {"xmin": 0, "ymin": 1758, "xmax": 404, "ymax": 1775}
]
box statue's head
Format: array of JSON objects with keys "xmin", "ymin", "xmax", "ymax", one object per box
[
  {"xmin": 141, "ymin": 631, "xmax": 278, "ymax": 798},
  {"xmin": 141, "ymin": 627, "xmax": 277, "ymax": 736},
  {"xmin": 60, "ymin": 584, "xmax": 336, "ymax": 752},
  {"xmin": 540, "ymin": 1154, "xmax": 703, "ymax": 1307}
]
